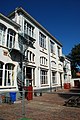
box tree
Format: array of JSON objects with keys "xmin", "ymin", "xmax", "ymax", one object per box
[{"xmin": 67, "ymin": 43, "xmax": 80, "ymax": 78}]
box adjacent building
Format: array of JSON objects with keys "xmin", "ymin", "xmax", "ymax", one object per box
[{"xmin": 0, "ymin": 7, "xmax": 71, "ymax": 93}]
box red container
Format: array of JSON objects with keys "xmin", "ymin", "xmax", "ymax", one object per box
[{"xmin": 64, "ymin": 83, "xmax": 71, "ymax": 89}]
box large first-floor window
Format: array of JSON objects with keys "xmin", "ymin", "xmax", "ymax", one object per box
[
  {"xmin": 52, "ymin": 71, "xmax": 57, "ymax": 84},
  {"xmin": 4, "ymin": 63, "xmax": 15, "ymax": 86},
  {"xmin": 40, "ymin": 69, "xmax": 48, "ymax": 84}
]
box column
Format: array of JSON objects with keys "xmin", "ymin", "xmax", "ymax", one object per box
[{"xmin": 32, "ymin": 68, "xmax": 33, "ymax": 86}]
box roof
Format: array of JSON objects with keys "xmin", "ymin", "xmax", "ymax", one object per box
[
  {"xmin": 0, "ymin": 13, "xmax": 20, "ymax": 29},
  {"xmin": 8, "ymin": 7, "xmax": 62, "ymax": 47}
]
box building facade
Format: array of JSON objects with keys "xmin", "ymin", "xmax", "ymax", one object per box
[{"xmin": 0, "ymin": 7, "xmax": 71, "ymax": 92}]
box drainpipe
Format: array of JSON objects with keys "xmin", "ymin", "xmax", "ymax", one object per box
[
  {"xmin": 21, "ymin": 48, "xmax": 25, "ymax": 117},
  {"xmin": 48, "ymin": 38, "xmax": 52, "ymax": 92}
]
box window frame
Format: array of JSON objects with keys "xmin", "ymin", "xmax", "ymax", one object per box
[
  {"xmin": 52, "ymin": 71, "xmax": 57, "ymax": 84},
  {"xmin": 7, "ymin": 29, "xmax": 16, "ymax": 49},
  {"xmin": 0, "ymin": 24, "xmax": 6, "ymax": 46},
  {"xmin": 39, "ymin": 32, "xmax": 46, "ymax": 49},
  {"xmin": 4, "ymin": 63, "xmax": 15, "ymax": 86},
  {"xmin": 50, "ymin": 41, "xmax": 55, "ymax": 53},
  {"xmin": 24, "ymin": 21, "xmax": 34, "ymax": 38},
  {"xmin": 40, "ymin": 69, "xmax": 48, "ymax": 85}
]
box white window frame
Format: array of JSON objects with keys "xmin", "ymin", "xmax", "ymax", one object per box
[
  {"xmin": 7, "ymin": 29, "xmax": 15, "ymax": 48},
  {"xmin": 5, "ymin": 63, "xmax": 15, "ymax": 86},
  {"xmin": 51, "ymin": 61, "xmax": 56, "ymax": 68},
  {"xmin": 40, "ymin": 69, "xmax": 48, "ymax": 85},
  {"xmin": 50, "ymin": 41, "xmax": 55, "ymax": 53},
  {"xmin": 57, "ymin": 46, "xmax": 61, "ymax": 57},
  {"xmin": 24, "ymin": 21, "xmax": 34, "ymax": 38},
  {"xmin": 52, "ymin": 71, "xmax": 57, "ymax": 84},
  {"xmin": 40, "ymin": 57, "xmax": 47, "ymax": 66},
  {"xmin": 0, "ymin": 25, "xmax": 6, "ymax": 46},
  {"xmin": 26, "ymin": 50, "xmax": 35, "ymax": 62},
  {"xmin": 39, "ymin": 32, "xmax": 46, "ymax": 49}
]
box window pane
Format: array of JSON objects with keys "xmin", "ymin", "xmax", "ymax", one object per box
[
  {"xmin": 39, "ymin": 32, "xmax": 46, "ymax": 48},
  {"xmin": 40, "ymin": 70, "xmax": 48, "ymax": 84},
  {"xmin": 7, "ymin": 29, "xmax": 15, "ymax": 48},
  {"xmin": 0, "ymin": 25, "xmax": 6, "ymax": 46},
  {"xmin": 5, "ymin": 64, "xmax": 15, "ymax": 86}
]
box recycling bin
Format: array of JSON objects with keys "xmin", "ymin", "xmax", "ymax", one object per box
[{"xmin": 9, "ymin": 92, "xmax": 16, "ymax": 102}]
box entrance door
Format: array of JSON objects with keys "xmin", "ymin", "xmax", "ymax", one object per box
[
  {"xmin": 25, "ymin": 67, "xmax": 35, "ymax": 86},
  {"xmin": 26, "ymin": 67, "xmax": 32, "ymax": 86}
]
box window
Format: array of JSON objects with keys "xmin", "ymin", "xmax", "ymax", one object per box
[
  {"xmin": 24, "ymin": 21, "xmax": 34, "ymax": 38},
  {"xmin": 59, "ymin": 63, "xmax": 62, "ymax": 70},
  {"xmin": 26, "ymin": 50, "xmax": 35, "ymax": 62},
  {"xmin": 40, "ymin": 57, "xmax": 47, "ymax": 66},
  {"xmin": 0, "ymin": 24, "xmax": 6, "ymax": 46},
  {"xmin": 40, "ymin": 70, "xmax": 48, "ymax": 84},
  {"xmin": 52, "ymin": 71, "xmax": 57, "ymax": 84},
  {"xmin": 4, "ymin": 63, "xmax": 15, "ymax": 86},
  {"xmin": 7, "ymin": 29, "xmax": 16, "ymax": 48},
  {"xmin": 50, "ymin": 41, "xmax": 55, "ymax": 53},
  {"xmin": 0, "ymin": 62, "xmax": 4, "ymax": 86},
  {"xmin": 57, "ymin": 46, "xmax": 61, "ymax": 57},
  {"xmin": 39, "ymin": 32, "xmax": 46, "ymax": 48},
  {"xmin": 51, "ymin": 61, "xmax": 56, "ymax": 68}
]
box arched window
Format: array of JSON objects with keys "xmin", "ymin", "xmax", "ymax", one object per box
[
  {"xmin": 58, "ymin": 63, "xmax": 62, "ymax": 70},
  {"xmin": 0, "ymin": 23, "xmax": 6, "ymax": 46},
  {"xmin": 40, "ymin": 57, "xmax": 47, "ymax": 66},
  {"xmin": 7, "ymin": 29, "xmax": 16, "ymax": 48},
  {"xmin": 0, "ymin": 61, "xmax": 4, "ymax": 86},
  {"xmin": 26, "ymin": 50, "xmax": 35, "ymax": 62},
  {"xmin": 5, "ymin": 63, "xmax": 15, "ymax": 86},
  {"xmin": 51, "ymin": 61, "xmax": 56, "ymax": 68}
]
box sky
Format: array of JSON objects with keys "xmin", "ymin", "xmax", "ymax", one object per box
[{"xmin": 0, "ymin": 0, "xmax": 80, "ymax": 55}]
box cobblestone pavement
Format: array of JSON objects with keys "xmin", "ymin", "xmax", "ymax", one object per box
[{"xmin": 0, "ymin": 90, "xmax": 80, "ymax": 120}]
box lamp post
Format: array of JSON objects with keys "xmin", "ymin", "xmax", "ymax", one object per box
[
  {"xmin": 21, "ymin": 36, "xmax": 35, "ymax": 118},
  {"xmin": 21, "ymin": 43, "xmax": 29, "ymax": 117}
]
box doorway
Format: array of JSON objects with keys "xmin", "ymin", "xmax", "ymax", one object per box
[{"xmin": 60, "ymin": 73, "xmax": 62, "ymax": 88}]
